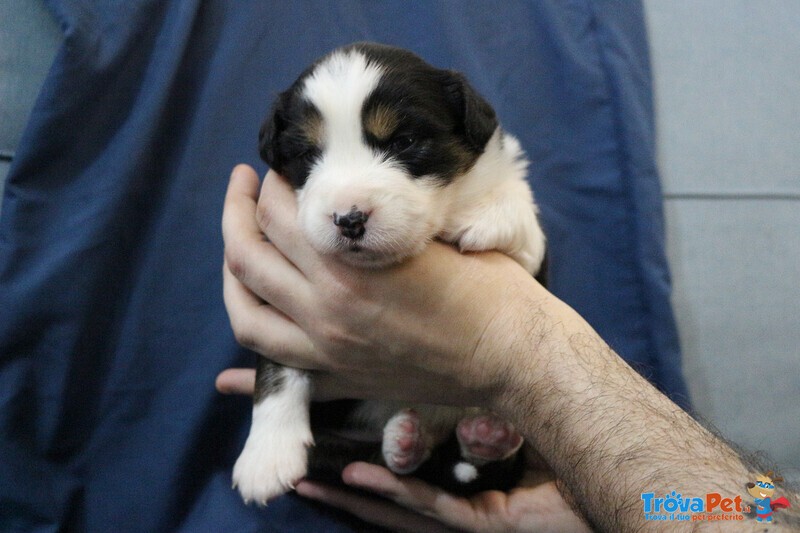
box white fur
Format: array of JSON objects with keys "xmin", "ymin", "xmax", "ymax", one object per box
[
  {"xmin": 297, "ymin": 158, "xmax": 442, "ymax": 267},
  {"xmin": 232, "ymin": 368, "xmax": 313, "ymax": 505},
  {"xmin": 442, "ymin": 131, "xmax": 546, "ymax": 274},
  {"xmin": 453, "ymin": 462, "xmax": 479, "ymax": 483}
]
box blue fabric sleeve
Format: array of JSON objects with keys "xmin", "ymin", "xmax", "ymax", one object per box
[{"xmin": 0, "ymin": 1, "xmax": 689, "ymax": 531}]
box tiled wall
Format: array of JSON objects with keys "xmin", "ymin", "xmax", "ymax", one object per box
[{"xmin": 645, "ymin": 0, "xmax": 800, "ymax": 473}]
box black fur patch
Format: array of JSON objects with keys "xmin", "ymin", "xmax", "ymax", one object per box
[
  {"xmin": 259, "ymin": 92, "xmax": 322, "ymax": 189},
  {"xmin": 259, "ymin": 42, "xmax": 498, "ymax": 188},
  {"xmin": 253, "ymin": 357, "xmax": 285, "ymax": 404}
]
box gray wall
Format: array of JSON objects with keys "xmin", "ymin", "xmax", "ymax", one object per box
[
  {"xmin": 0, "ymin": 0, "xmax": 60, "ymax": 210},
  {"xmin": 645, "ymin": 0, "xmax": 800, "ymax": 474}
]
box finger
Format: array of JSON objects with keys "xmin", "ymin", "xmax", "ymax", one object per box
[
  {"xmin": 295, "ymin": 480, "xmax": 457, "ymax": 533},
  {"xmin": 341, "ymin": 462, "xmax": 477, "ymax": 527},
  {"xmin": 223, "ymin": 262, "xmax": 319, "ymax": 368},
  {"xmin": 215, "ymin": 368, "xmax": 255, "ymax": 395},
  {"xmin": 222, "ymin": 165, "xmax": 311, "ymax": 317},
  {"xmin": 256, "ymin": 170, "xmax": 318, "ymax": 270}
]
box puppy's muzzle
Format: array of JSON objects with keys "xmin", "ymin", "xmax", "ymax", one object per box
[{"xmin": 333, "ymin": 208, "xmax": 369, "ymax": 240}]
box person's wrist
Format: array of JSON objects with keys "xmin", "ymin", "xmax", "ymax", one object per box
[
  {"xmin": 468, "ymin": 272, "xmax": 554, "ymax": 418},
  {"xmin": 482, "ymin": 282, "xmax": 597, "ymax": 426}
]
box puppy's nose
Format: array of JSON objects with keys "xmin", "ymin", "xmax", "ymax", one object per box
[{"xmin": 333, "ymin": 208, "xmax": 369, "ymax": 240}]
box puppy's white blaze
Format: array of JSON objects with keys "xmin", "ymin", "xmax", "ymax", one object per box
[
  {"xmin": 302, "ymin": 50, "xmax": 387, "ymax": 209},
  {"xmin": 232, "ymin": 368, "xmax": 313, "ymax": 504},
  {"xmin": 303, "ymin": 50, "xmax": 382, "ymax": 153}
]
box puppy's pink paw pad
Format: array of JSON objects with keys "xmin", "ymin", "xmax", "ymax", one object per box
[
  {"xmin": 382, "ymin": 410, "xmax": 429, "ymax": 474},
  {"xmin": 457, "ymin": 414, "xmax": 523, "ymax": 463}
]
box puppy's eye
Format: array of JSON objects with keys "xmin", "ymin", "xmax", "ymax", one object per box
[{"xmin": 390, "ymin": 135, "xmax": 416, "ymax": 152}]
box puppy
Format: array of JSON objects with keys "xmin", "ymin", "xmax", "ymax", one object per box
[{"xmin": 233, "ymin": 42, "xmax": 546, "ymax": 504}]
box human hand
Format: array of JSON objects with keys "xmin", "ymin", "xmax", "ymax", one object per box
[
  {"xmin": 296, "ymin": 462, "xmax": 589, "ymax": 533},
  {"xmin": 221, "ymin": 164, "xmax": 546, "ymax": 407},
  {"xmin": 216, "ymin": 370, "xmax": 589, "ymax": 533}
]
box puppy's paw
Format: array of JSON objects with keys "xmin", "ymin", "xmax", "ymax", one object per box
[
  {"xmin": 232, "ymin": 419, "xmax": 313, "ymax": 505},
  {"xmin": 456, "ymin": 414, "xmax": 523, "ymax": 465},
  {"xmin": 382, "ymin": 409, "xmax": 430, "ymax": 475},
  {"xmin": 455, "ymin": 193, "xmax": 545, "ymax": 275}
]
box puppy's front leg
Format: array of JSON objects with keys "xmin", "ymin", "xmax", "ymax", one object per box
[
  {"xmin": 233, "ymin": 359, "xmax": 313, "ymax": 505},
  {"xmin": 453, "ymin": 175, "xmax": 546, "ymax": 275}
]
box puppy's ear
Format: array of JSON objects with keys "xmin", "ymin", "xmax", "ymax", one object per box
[
  {"xmin": 441, "ymin": 71, "xmax": 498, "ymax": 152},
  {"xmin": 258, "ymin": 91, "xmax": 290, "ymax": 171}
]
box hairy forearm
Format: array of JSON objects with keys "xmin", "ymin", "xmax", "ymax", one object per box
[{"xmin": 488, "ymin": 283, "xmax": 797, "ymax": 531}]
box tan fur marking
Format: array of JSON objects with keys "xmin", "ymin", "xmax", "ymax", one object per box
[
  {"xmin": 364, "ymin": 105, "xmax": 400, "ymax": 140},
  {"xmin": 301, "ymin": 112, "xmax": 324, "ymax": 147}
]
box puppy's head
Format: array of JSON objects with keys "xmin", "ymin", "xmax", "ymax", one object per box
[{"xmin": 260, "ymin": 42, "xmax": 497, "ymax": 267}]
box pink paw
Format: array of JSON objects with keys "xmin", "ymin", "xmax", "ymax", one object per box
[
  {"xmin": 382, "ymin": 409, "xmax": 430, "ymax": 474},
  {"xmin": 456, "ymin": 414, "xmax": 523, "ymax": 464}
]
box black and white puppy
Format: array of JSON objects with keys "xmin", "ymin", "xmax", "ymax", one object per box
[{"xmin": 233, "ymin": 42, "xmax": 546, "ymax": 505}]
